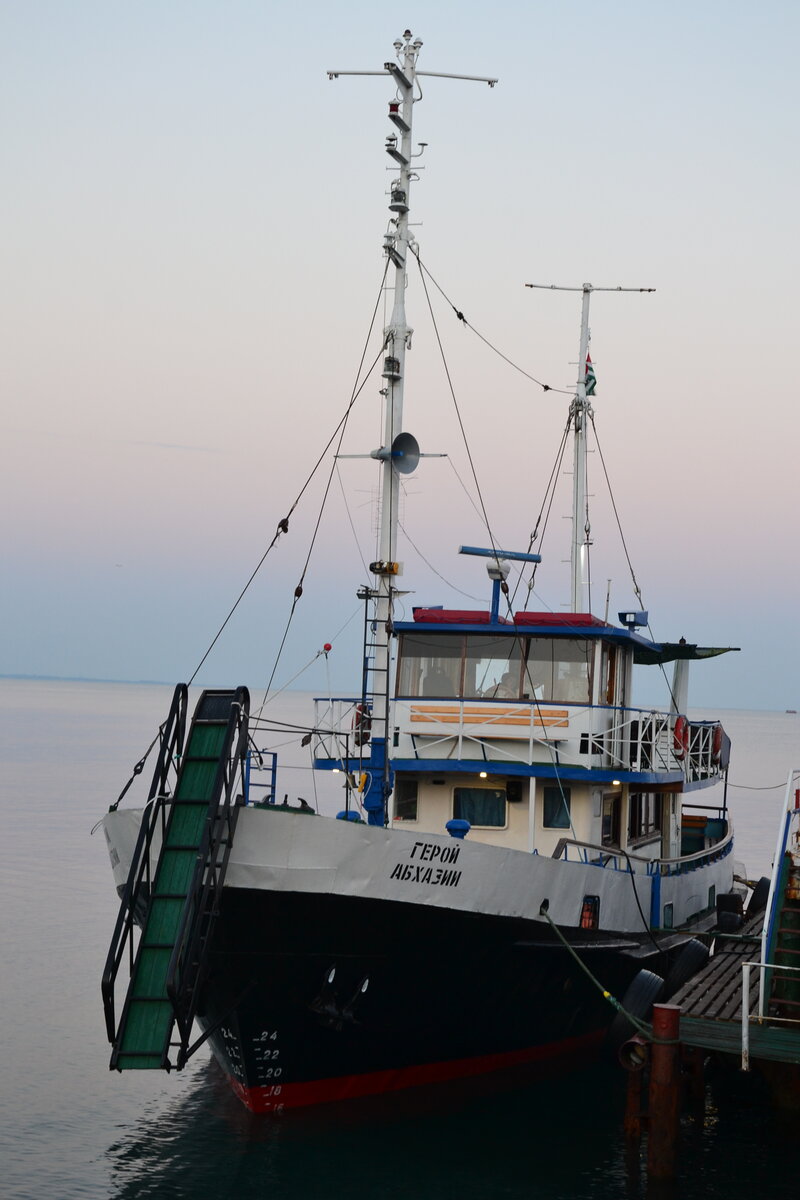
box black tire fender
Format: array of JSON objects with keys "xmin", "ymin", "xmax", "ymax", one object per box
[
  {"xmin": 662, "ymin": 938, "xmax": 709, "ymax": 999},
  {"xmin": 604, "ymin": 968, "xmax": 664, "ymax": 1056}
]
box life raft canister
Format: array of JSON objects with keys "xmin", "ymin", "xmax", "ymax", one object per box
[
  {"xmin": 673, "ymin": 715, "xmax": 689, "ymax": 760},
  {"xmin": 353, "ymin": 702, "xmax": 372, "ymax": 746}
]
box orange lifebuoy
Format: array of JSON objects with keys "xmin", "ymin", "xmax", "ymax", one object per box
[
  {"xmin": 353, "ymin": 703, "xmax": 372, "ymax": 746},
  {"xmin": 673, "ymin": 716, "xmax": 689, "ymax": 760}
]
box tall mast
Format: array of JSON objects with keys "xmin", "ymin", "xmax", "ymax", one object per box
[
  {"xmin": 570, "ymin": 284, "xmax": 593, "ymax": 613},
  {"xmin": 525, "ymin": 281, "xmax": 656, "ymax": 616},
  {"xmin": 329, "ymin": 33, "xmax": 496, "ymax": 825},
  {"xmin": 375, "ymin": 34, "xmax": 419, "ymax": 741}
]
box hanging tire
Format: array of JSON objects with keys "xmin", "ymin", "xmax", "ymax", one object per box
[
  {"xmin": 746, "ymin": 876, "xmax": 771, "ymax": 916},
  {"xmin": 604, "ymin": 968, "xmax": 664, "ymax": 1057},
  {"xmin": 662, "ymin": 938, "xmax": 709, "ymax": 999}
]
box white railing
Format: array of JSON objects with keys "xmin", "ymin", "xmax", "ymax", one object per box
[
  {"xmin": 741, "ymin": 960, "xmax": 800, "ymax": 1071},
  {"xmin": 758, "ymin": 768, "xmax": 800, "ymax": 1014},
  {"xmin": 313, "ymin": 696, "xmax": 728, "ymax": 785},
  {"xmin": 552, "ymin": 821, "xmax": 733, "ymax": 877}
]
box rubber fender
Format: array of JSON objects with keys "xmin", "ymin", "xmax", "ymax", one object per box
[
  {"xmin": 604, "ymin": 968, "xmax": 664, "ymax": 1057},
  {"xmin": 662, "ymin": 938, "xmax": 709, "ymax": 999},
  {"xmin": 746, "ymin": 876, "xmax": 771, "ymax": 916},
  {"xmin": 716, "ymin": 891, "xmax": 744, "ymax": 916},
  {"xmin": 716, "ymin": 910, "xmax": 744, "ymax": 934}
]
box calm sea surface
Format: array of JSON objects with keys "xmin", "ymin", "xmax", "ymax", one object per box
[{"xmin": 1, "ymin": 678, "xmax": 798, "ymax": 1200}]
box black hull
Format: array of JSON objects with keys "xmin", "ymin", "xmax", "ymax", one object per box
[{"xmin": 198, "ymin": 888, "xmax": 663, "ymax": 1111}]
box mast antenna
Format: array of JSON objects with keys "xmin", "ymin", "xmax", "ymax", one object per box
[
  {"xmin": 525, "ymin": 282, "xmax": 655, "ymax": 613},
  {"xmin": 327, "ymin": 33, "xmax": 497, "ymax": 826}
]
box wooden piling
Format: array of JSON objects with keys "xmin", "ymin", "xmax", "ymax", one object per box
[
  {"xmin": 623, "ymin": 1067, "xmax": 644, "ymax": 1140},
  {"xmin": 647, "ymin": 1004, "xmax": 681, "ymax": 1180}
]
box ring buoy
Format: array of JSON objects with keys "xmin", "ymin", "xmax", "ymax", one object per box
[
  {"xmin": 711, "ymin": 723, "xmax": 723, "ymax": 763},
  {"xmin": 673, "ymin": 715, "xmax": 689, "ymax": 760},
  {"xmin": 352, "ymin": 703, "xmax": 372, "ymax": 747}
]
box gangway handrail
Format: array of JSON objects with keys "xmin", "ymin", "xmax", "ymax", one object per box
[
  {"xmin": 165, "ymin": 688, "xmax": 250, "ymax": 1066},
  {"xmin": 758, "ymin": 768, "xmax": 800, "ymax": 1014},
  {"xmin": 741, "ymin": 959, "xmax": 800, "ymax": 1071},
  {"xmin": 101, "ymin": 683, "xmax": 188, "ymax": 1041}
]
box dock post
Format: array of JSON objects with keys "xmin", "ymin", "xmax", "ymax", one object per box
[
  {"xmin": 623, "ymin": 1068, "xmax": 644, "ymax": 1140},
  {"xmin": 647, "ymin": 1003, "xmax": 681, "ymax": 1180},
  {"xmin": 682, "ymin": 1045, "xmax": 705, "ymax": 1113}
]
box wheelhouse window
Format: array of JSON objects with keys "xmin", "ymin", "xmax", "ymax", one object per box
[
  {"xmin": 628, "ymin": 792, "xmax": 661, "ymax": 841},
  {"xmin": 453, "ymin": 787, "xmax": 507, "ymax": 828},
  {"xmin": 523, "ymin": 639, "xmax": 592, "ymax": 704},
  {"xmin": 463, "ymin": 637, "xmax": 522, "ymax": 699},
  {"xmin": 542, "ymin": 785, "xmax": 571, "ymax": 829},
  {"xmin": 396, "ymin": 631, "xmax": 591, "ymax": 704},
  {"xmin": 397, "ymin": 634, "xmax": 463, "ymax": 697}
]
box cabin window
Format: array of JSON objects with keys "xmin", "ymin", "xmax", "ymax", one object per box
[
  {"xmin": 397, "ymin": 633, "xmax": 463, "ymax": 697},
  {"xmin": 463, "ymin": 637, "xmax": 523, "ymax": 699},
  {"xmin": 628, "ymin": 792, "xmax": 661, "ymax": 841},
  {"xmin": 394, "ymin": 778, "xmax": 418, "ymax": 821},
  {"xmin": 453, "ymin": 787, "xmax": 506, "ymax": 828},
  {"xmin": 523, "ymin": 639, "xmax": 592, "ymax": 704},
  {"xmin": 662, "ymin": 903, "xmax": 674, "ymax": 930},
  {"xmin": 542, "ymin": 785, "xmax": 571, "ymax": 829}
]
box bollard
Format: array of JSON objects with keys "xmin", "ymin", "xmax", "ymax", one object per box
[{"xmin": 647, "ymin": 1003, "xmax": 681, "ymax": 1180}]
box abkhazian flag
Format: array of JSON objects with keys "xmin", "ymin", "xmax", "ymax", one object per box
[{"xmin": 585, "ymin": 353, "xmax": 597, "ymax": 396}]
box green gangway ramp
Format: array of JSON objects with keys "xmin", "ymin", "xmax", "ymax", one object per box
[{"xmin": 112, "ymin": 690, "xmax": 245, "ymax": 1070}]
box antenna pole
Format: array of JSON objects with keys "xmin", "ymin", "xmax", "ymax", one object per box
[
  {"xmin": 330, "ymin": 33, "xmax": 496, "ymax": 824},
  {"xmin": 571, "ymin": 284, "xmax": 592, "ymax": 613},
  {"xmin": 525, "ymin": 282, "xmax": 655, "ymax": 615}
]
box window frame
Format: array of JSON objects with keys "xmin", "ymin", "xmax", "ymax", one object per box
[{"xmin": 452, "ymin": 785, "xmax": 508, "ymax": 830}]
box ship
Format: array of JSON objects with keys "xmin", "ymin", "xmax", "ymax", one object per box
[{"xmin": 101, "ymin": 31, "xmax": 740, "ymax": 1113}]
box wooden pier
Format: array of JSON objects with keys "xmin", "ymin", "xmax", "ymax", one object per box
[{"xmin": 671, "ymin": 919, "xmax": 800, "ymax": 1067}]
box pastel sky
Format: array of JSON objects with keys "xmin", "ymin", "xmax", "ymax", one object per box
[{"xmin": 2, "ymin": 1, "xmax": 798, "ymax": 710}]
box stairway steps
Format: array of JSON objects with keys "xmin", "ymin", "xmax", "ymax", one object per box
[{"xmin": 108, "ymin": 689, "xmax": 247, "ymax": 1071}]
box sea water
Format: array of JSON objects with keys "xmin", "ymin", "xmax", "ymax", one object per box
[{"xmin": 1, "ymin": 678, "xmax": 797, "ymax": 1200}]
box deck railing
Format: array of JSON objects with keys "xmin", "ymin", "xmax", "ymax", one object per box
[
  {"xmin": 742, "ymin": 961, "xmax": 800, "ymax": 1071},
  {"xmin": 313, "ymin": 695, "xmax": 728, "ymax": 783},
  {"xmin": 758, "ymin": 769, "xmax": 800, "ymax": 1016},
  {"xmin": 552, "ymin": 818, "xmax": 733, "ymax": 878}
]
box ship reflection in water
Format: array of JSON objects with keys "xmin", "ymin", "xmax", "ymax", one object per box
[{"xmin": 104, "ymin": 1055, "xmax": 792, "ymax": 1200}]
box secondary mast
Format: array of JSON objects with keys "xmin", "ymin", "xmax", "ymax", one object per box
[
  {"xmin": 328, "ymin": 33, "xmax": 496, "ymax": 824},
  {"xmin": 526, "ymin": 282, "xmax": 655, "ymax": 613}
]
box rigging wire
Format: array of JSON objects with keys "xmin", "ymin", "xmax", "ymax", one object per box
[
  {"xmin": 410, "ymin": 247, "xmax": 572, "ymax": 395},
  {"xmin": 335, "ymin": 463, "xmax": 372, "ymax": 579},
  {"xmin": 254, "ymin": 261, "xmax": 392, "ymax": 711},
  {"xmin": 413, "ymin": 252, "xmax": 582, "ymax": 836},
  {"xmin": 414, "ymin": 255, "xmax": 499, "ymax": 552},
  {"xmin": 188, "ymin": 260, "xmax": 390, "ymax": 689},
  {"xmin": 588, "ymin": 412, "xmax": 683, "ymax": 709},
  {"xmin": 398, "ymin": 519, "xmax": 484, "ymax": 602},
  {"xmin": 445, "ymin": 457, "xmax": 485, "ymax": 522}
]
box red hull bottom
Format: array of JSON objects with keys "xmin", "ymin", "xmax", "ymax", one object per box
[{"xmin": 227, "ymin": 1030, "xmax": 605, "ymax": 1113}]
